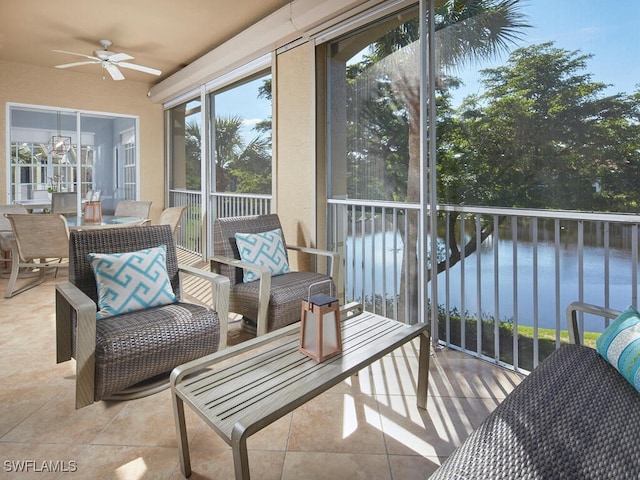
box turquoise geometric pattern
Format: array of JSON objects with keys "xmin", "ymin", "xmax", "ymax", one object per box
[
  {"xmin": 234, "ymin": 228, "xmax": 291, "ymax": 283},
  {"xmin": 88, "ymin": 245, "xmax": 177, "ymax": 319},
  {"xmin": 596, "ymin": 305, "xmax": 640, "ymax": 393}
]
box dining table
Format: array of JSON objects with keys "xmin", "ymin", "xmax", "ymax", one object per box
[
  {"xmin": 14, "ymin": 199, "xmax": 52, "ymax": 213},
  {"xmin": 64, "ymin": 215, "xmax": 147, "ymax": 230}
]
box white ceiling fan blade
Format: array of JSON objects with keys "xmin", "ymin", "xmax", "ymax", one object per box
[
  {"xmin": 116, "ymin": 61, "xmax": 161, "ymax": 76},
  {"xmin": 55, "ymin": 60, "xmax": 100, "ymax": 69},
  {"xmin": 52, "ymin": 49, "xmax": 101, "ymax": 62},
  {"xmin": 107, "ymin": 52, "xmax": 134, "ymax": 62},
  {"xmin": 104, "ymin": 63, "xmax": 125, "ymax": 81}
]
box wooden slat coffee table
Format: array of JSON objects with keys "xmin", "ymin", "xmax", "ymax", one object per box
[{"xmin": 170, "ymin": 307, "xmax": 430, "ymax": 479}]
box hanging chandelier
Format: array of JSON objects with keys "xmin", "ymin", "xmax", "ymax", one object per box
[{"xmin": 47, "ymin": 110, "xmax": 71, "ymax": 155}]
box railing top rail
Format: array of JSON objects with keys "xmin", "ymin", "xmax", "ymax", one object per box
[
  {"xmin": 209, "ymin": 191, "xmax": 272, "ymax": 200},
  {"xmin": 168, "ymin": 189, "xmax": 272, "ymax": 201},
  {"xmin": 328, "ymin": 198, "xmax": 421, "ymax": 210},
  {"xmin": 438, "ymin": 204, "xmax": 640, "ymax": 224},
  {"xmin": 329, "ymin": 198, "xmax": 640, "ymax": 224}
]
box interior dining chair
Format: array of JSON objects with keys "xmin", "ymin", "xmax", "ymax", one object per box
[
  {"xmin": 114, "ymin": 200, "xmax": 152, "ymax": 220},
  {"xmin": 51, "ymin": 192, "xmax": 78, "ymax": 215},
  {"xmin": 30, "ymin": 190, "xmax": 51, "ymax": 213},
  {"xmin": 159, "ymin": 205, "xmax": 187, "ymax": 239},
  {"xmin": 4, "ymin": 213, "xmax": 70, "ymax": 298},
  {"xmin": 0, "ymin": 205, "xmax": 28, "ymax": 274},
  {"xmin": 55, "ymin": 224, "xmax": 230, "ymax": 409},
  {"xmin": 211, "ymin": 213, "xmax": 339, "ymax": 336}
]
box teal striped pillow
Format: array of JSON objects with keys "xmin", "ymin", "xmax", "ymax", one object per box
[
  {"xmin": 595, "ymin": 305, "xmax": 640, "ymax": 393},
  {"xmin": 88, "ymin": 245, "xmax": 177, "ymax": 319},
  {"xmin": 234, "ymin": 228, "xmax": 291, "ymax": 283}
]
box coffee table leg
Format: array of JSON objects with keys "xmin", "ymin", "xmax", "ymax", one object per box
[
  {"xmin": 416, "ymin": 330, "xmax": 430, "ymax": 409},
  {"xmin": 232, "ymin": 424, "xmax": 251, "ymax": 480},
  {"xmin": 172, "ymin": 393, "xmax": 192, "ymax": 477}
]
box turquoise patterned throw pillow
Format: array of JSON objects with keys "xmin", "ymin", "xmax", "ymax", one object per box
[
  {"xmin": 234, "ymin": 228, "xmax": 291, "ymax": 283},
  {"xmin": 88, "ymin": 245, "xmax": 177, "ymax": 319},
  {"xmin": 596, "ymin": 305, "xmax": 640, "ymax": 393}
]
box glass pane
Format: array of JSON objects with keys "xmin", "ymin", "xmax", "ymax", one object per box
[
  {"xmin": 9, "ymin": 106, "xmax": 138, "ymax": 214},
  {"xmin": 211, "ymin": 74, "xmax": 272, "ymax": 194},
  {"xmin": 80, "ymin": 113, "xmax": 136, "ymax": 213},
  {"xmin": 328, "ymin": 7, "xmax": 419, "ymax": 203},
  {"xmin": 168, "ymin": 99, "xmax": 202, "ymax": 191}
]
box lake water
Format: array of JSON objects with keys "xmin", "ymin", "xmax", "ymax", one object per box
[{"xmin": 346, "ymin": 229, "xmax": 637, "ymax": 333}]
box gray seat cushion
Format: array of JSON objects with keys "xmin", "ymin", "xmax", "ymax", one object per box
[
  {"xmin": 94, "ymin": 302, "xmax": 220, "ymax": 401},
  {"xmin": 231, "ymin": 271, "xmax": 333, "ymax": 332}
]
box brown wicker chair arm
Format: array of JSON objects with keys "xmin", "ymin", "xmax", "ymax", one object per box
[
  {"xmin": 565, "ymin": 301, "xmax": 622, "ymax": 345},
  {"xmin": 55, "ymin": 281, "xmax": 97, "ymax": 409},
  {"xmin": 178, "ymin": 264, "xmax": 231, "ymax": 349}
]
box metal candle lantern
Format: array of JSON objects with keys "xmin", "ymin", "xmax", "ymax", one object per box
[
  {"xmin": 299, "ymin": 280, "xmax": 342, "ymax": 362},
  {"xmin": 84, "ymin": 201, "xmax": 102, "ymax": 222}
]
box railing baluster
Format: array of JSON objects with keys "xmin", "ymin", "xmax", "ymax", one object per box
[
  {"xmin": 554, "ymin": 219, "xmax": 561, "ymax": 348},
  {"xmin": 460, "ymin": 213, "xmax": 466, "ymax": 352},
  {"xmin": 512, "ymin": 216, "xmax": 519, "ymax": 372},
  {"xmin": 476, "ymin": 214, "xmax": 482, "ymax": 357},
  {"xmin": 532, "ymin": 218, "xmax": 539, "ymax": 369},
  {"xmin": 493, "ymin": 215, "xmax": 500, "ymax": 363}
]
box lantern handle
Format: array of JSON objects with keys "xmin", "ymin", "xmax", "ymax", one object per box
[{"xmin": 307, "ymin": 279, "xmax": 333, "ymax": 300}]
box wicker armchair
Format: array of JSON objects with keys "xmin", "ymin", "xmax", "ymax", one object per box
[
  {"xmin": 55, "ymin": 224, "xmax": 230, "ymax": 409},
  {"xmin": 211, "ymin": 214, "xmax": 339, "ymax": 336}
]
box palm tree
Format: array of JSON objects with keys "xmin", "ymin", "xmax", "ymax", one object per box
[{"xmin": 364, "ymin": 0, "xmax": 529, "ymax": 321}]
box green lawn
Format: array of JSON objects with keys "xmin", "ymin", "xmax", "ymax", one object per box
[{"xmin": 439, "ymin": 315, "xmax": 600, "ymax": 371}]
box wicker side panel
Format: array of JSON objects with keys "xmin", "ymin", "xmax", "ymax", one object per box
[
  {"xmin": 231, "ymin": 271, "xmax": 334, "ymax": 331},
  {"xmin": 94, "ymin": 302, "xmax": 220, "ymax": 400},
  {"xmin": 430, "ymin": 344, "xmax": 640, "ymax": 480}
]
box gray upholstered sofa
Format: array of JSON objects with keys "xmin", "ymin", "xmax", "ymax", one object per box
[{"xmin": 430, "ymin": 301, "xmax": 640, "ymax": 479}]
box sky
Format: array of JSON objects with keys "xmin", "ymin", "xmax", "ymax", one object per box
[
  {"xmin": 210, "ymin": 0, "xmax": 640, "ymax": 129},
  {"xmin": 214, "ymin": 76, "xmax": 271, "ymax": 143},
  {"xmin": 450, "ymin": 0, "xmax": 640, "ymax": 105}
]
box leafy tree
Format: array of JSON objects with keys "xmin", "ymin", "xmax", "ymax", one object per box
[
  {"xmin": 453, "ymin": 42, "xmax": 640, "ymax": 213},
  {"xmin": 185, "ymin": 120, "xmax": 201, "ymax": 190},
  {"xmin": 215, "ymin": 115, "xmax": 272, "ymax": 194}
]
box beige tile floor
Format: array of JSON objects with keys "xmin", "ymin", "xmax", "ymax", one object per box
[{"xmin": 0, "ymin": 264, "xmax": 524, "ymax": 480}]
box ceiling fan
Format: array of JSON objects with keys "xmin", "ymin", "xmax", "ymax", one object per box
[{"xmin": 53, "ymin": 39, "xmax": 161, "ymax": 80}]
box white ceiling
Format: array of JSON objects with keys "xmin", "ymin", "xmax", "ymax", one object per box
[{"xmin": 0, "ymin": 0, "xmax": 292, "ymax": 85}]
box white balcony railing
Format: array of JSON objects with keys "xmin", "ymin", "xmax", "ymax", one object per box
[
  {"xmin": 329, "ymin": 200, "xmax": 640, "ymax": 373},
  {"xmin": 169, "ymin": 190, "xmax": 639, "ymax": 373},
  {"xmin": 168, "ymin": 189, "xmax": 271, "ymax": 254}
]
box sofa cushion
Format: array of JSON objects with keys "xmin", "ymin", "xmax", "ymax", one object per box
[
  {"xmin": 89, "ymin": 245, "xmax": 177, "ymax": 319},
  {"xmin": 234, "ymin": 228, "xmax": 291, "ymax": 283},
  {"xmin": 596, "ymin": 305, "xmax": 640, "ymax": 392}
]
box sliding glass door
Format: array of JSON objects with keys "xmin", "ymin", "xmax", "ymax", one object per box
[{"xmin": 7, "ymin": 104, "xmax": 139, "ymax": 214}]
